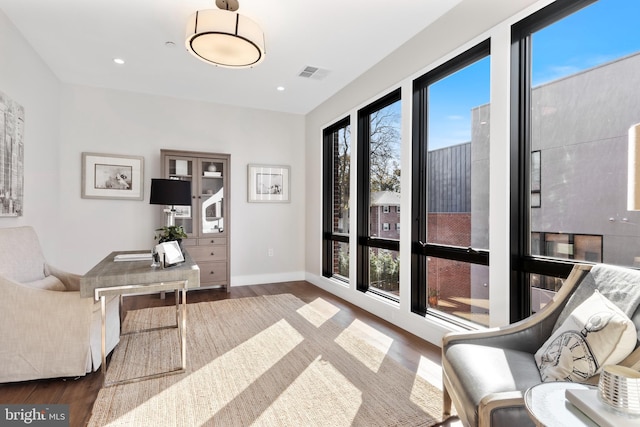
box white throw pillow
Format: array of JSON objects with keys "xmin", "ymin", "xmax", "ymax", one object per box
[{"xmin": 535, "ymin": 290, "xmax": 637, "ymax": 382}]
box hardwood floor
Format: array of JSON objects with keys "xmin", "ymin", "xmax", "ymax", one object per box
[{"xmin": 0, "ymin": 281, "xmax": 461, "ymax": 427}]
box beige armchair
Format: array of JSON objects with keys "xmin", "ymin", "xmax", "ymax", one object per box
[
  {"xmin": 0, "ymin": 226, "xmax": 120, "ymax": 383},
  {"xmin": 442, "ymin": 263, "xmax": 640, "ymax": 426}
]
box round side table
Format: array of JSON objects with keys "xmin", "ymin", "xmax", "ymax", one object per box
[{"xmin": 524, "ymin": 382, "xmax": 599, "ymax": 427}]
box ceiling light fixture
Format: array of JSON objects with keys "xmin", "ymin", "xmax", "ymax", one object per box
[{"xmin": 185, "ymin": 0, "xmax": 265, "ymax": 68}]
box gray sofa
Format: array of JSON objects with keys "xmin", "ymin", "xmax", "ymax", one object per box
[
  {"xmin": 0, "ymin": 226, "xmax": 120, "ymax": 383},
  {"xmin": 442, "ymin": 263, "xmax": 640, "ymax": 426}
]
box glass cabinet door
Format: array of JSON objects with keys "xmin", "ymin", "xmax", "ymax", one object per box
[
  {"xmin": 166, "ymin": 157, "xmax": 195, "ymax": 236},
  {"xmin": 200, "ymin": 159, "xmax": 225, "ymax": 235}
]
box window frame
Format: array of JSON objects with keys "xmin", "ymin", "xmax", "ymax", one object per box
[
  {"xmin": 510, "ymin": 0, "xmax": 598, "ymax": 322},
  {"xmin": 356, "ymin": 88, "xmax": 402, "ymax": 298},
  {"xmin": 322, "ymin": 116, "xmax": 351, "ymax": 280},
  {"xmin": 411, "ymin": 39, "xmax": 491, "ymax": 317}
]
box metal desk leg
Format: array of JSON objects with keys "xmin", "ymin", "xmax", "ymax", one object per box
[
  {"xmin": 180, "ymin": 287, "xmax": 187, "ymax": 370},
  {"xmin": 101, "ymin": 295, "xmax": 107, "ymax": 378},
  {"xmin": 98, "ymin": 280, "xmax": 188, "ymax": 387}
]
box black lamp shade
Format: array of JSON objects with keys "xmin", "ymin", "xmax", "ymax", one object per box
[{"xmin": 149, "ymin": 179, "xmax": 192, "ymax": 206}]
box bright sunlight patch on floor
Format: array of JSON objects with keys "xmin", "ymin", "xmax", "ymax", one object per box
[
  {"xmin": 201, "ymin": 319, "xmax": 304, "ymax": 422},
  {"xmin": 253, "ymin": 355, "xmax": 362, "ymax": 426},
  {"xmin": 335, "ymin": 319, "xmax": 393, "ymax": 373},
  {"xmin": 114, "ymin": 318, "xmax": 304, "ymax": 426},
  {"xmin": 411, "ymin": 355, "xmax": 444, "ymax": 408},
  {"xmin": 296, "ymin": 297, "xmax": 340, "ymax": 327}
]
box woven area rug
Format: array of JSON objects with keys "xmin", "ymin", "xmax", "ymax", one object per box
[{"xmin": 89, "ymin": 294, "xmax": 447, "ymax": 426}]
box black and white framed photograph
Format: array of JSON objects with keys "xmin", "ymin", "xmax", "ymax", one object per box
[
  {"xmin": 0, "ymin": 90, "xmax": 25, "ymax": 217},
  {"xmin": 174, "ymin": 205, "xmax": 191, "ymax": 218},
  {"xmin": 81, "ymin": 152, "xmax": 144, "ymax": 200},
  {"xmin": 247, "ymin": 164, "xmax": 290, "ymax": 203}
]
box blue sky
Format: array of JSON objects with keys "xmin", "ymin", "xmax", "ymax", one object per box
[
  {"xmin": 428, "ymin": 0, "xmax": 640, "ymax": 150},
  {"xmin": 428, "ymin": 57, "xmax": 490, "ymax": 150}
]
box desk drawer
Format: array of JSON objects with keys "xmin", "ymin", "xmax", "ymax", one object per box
[
  {"xmin": 198, "ymin": 237, "xmax": 227, "ymax": 246},
  {"xmin": 187, "ymin": 245, "xmax": 227, "ymax": 262},
  {"xmin": 198, "ymin": 261, "xmax": 228, "ymax": 285}
]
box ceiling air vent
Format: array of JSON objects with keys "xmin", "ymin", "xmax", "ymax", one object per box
[{"xmin": 298, "ymin": 66, "xmax": 330, "ymax": 80}]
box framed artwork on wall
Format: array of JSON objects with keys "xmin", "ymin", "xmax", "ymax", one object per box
[
  {"xmin": 247, "ymin": 164, "xmax": 290, "ymax": 203},
  {"xmin": 174, "ymin": 205, "xmax": 191, "ymax": 218},
  {"xmin": 0, "ymin": 90, "xmax": 25, "ymax": 217},
  {"xmin": 81, "ymin": 152, "xmax": 144, "ymax": 200}
]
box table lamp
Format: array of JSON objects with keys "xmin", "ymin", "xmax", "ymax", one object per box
[{"xmin": 150, "ymin": 179, "xmax": 192, "ymax": 226}]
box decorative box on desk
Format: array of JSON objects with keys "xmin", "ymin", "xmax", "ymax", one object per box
[{"xmin": 161, "ymin": 149, "xmax": 231, "ymax": 292}]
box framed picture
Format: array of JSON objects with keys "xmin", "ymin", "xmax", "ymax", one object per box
[
  {"xmin": 247, "ymin": 164, "xmax": 290, "ymax": 203},
  {"xmin": 174, "ymin": 205, "xmax": 191, "ymax": 218},
  {"xmin": 81, "ymin": 152, "xmax": 144, "ymax": 200},
  {"xmin": 155, "ymin": 240, "xmax": 184, "ymax": 267},
  {"xmin": 0, "ymin": 90, "xmax": 25, "ymax": 217}
]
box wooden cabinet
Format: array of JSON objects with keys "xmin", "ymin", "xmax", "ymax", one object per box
[{"xmin": 161, "ymin": 149, "xmax": 230, "ymax": 292}]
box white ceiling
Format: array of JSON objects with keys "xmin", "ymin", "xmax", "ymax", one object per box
[{"xmin": 0, "ymin": 0, "xmax": 463, "ymax": 114}]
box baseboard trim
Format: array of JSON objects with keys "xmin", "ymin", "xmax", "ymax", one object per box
[{"xmin": 230, "ymin": 271, "xmax": 306, "ymax": 287}]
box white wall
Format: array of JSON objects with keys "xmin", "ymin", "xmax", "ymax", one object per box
[
  {"xmin": 1, "ymin": 9, "xmax": 306, "ymax": 283},
  {"xmin": 0, "ymin": 10, "xmax": 62, "ymax": 262},
  {"xmin": 304, "ymin": 0, "xmax": 555, "ymax": 345},
  {"xmin": 58, "ymin": 85, "xmax": 306, "ymax": 279}
]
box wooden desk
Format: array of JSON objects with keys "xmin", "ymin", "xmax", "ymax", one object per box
[
  {"xmin": 80, "ymin": 250, "xmax": 200, "ymax": 386},
  {"xmin": 80, "ymin": 250, "xmax": 200, "ymax": 298}
]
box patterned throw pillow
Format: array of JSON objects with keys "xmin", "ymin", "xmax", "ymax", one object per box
[{"xmin": 535, "ymin": 290, "xmax": 637, "ymax": 382}]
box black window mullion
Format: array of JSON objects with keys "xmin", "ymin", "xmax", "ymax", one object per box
[
  {"xmin": 322, "ymin": 117, "xmax": 350, "ymax": 278},
  {"xmin": 331, "ymin": 234, "xmax": 349, "ymax": 243},
  {"xmin": 365, "ymin": 237, "xmax": 400, "ymax": 252},
  {"xmin": 417, "ymin": 243, "xmax": 489, "ymax": 266},
  {"xmin": 509, "ymin": 25, "xmax": 531, "ymax": 322},
  {"xmin": 411, "ymin": 83, "xmax": 429, "ymax": 314},
  {"xmin": 356, "ymin": 107, "xmax": 371, "ymax": 292},
  {"xmin": 322, "ymin": 127, "xmax": 333, "ymax": 277}
]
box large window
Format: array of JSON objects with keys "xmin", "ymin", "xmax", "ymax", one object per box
[
  {"xmin": 512, "ymin": 0, "xmax": 640, "ymax": 320},
  {"xmin": 357, "ymin": 89, "xmax": 402, "ymax": 299},
  {"xmin": 322, "ymin": 117, "xmax": 351, "ymax": 281},
  {"xmin": 412, "ymin": 40, "xmax": 490, "ymax": 326}
]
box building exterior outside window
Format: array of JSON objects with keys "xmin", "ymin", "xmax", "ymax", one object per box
[
  {"xmin": 370, "ymin": 192, "xmax": 400, "ymax": 239},
  {"xmin": 511, "ymin": 0, "xmax": 640, "ymax": 320}
]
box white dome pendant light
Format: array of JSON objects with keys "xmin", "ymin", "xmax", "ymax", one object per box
[{"xmin": 185, "ymin": 0, "xmax": 266, "ymax": 68}]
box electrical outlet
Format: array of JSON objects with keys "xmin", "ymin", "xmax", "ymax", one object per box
[{"xmin": 268, "ymin": 248, "xmax": 274, "ymax": 257}]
